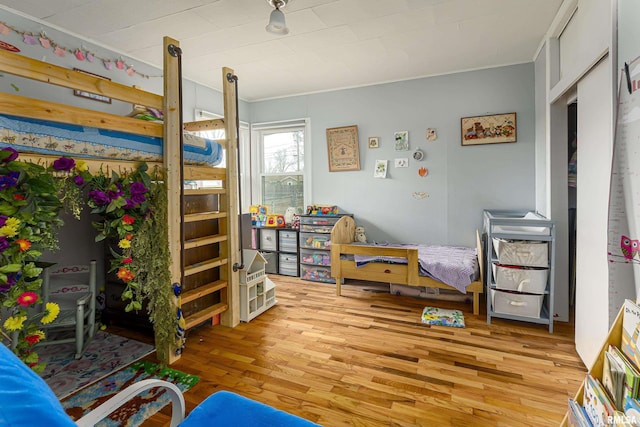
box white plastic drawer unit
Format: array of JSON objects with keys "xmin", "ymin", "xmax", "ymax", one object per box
[
  {"xmin": 259, "ymin": 229, "xmax": 277, "ymax": 251},
  {"xmin": 492, "ymin": 263, "xmax": 549, "ymax": 294},
  {"xmin": 278, "ymin": 230, "xmax": 298, "ymax": 252},
  {"xmin": 299, "ymin": 216, "xmax": 341, "ymax": 233},
  {"xmin": 491, "ymin": 289, "xmax": 544, "ymax": 319},
  {"xmin": 492, "ymin": 238, "xmax": 549, "ymax": 268}
]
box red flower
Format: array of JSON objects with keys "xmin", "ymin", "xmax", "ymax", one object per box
[
  {"xmin": 16, "ymin": 239, "xmax": 32, "ymax": 252},
  {"xmin": 25, "ymin": 333, "xmax": 43, "ymax": 345},
  {"xmin": 122, "ymin": 215, "xmax": 135, "ymax": 225},
  {"xmin": 123, "ymin": 257, "xmax": 133, "ymax": 264},
  {"xmin": 125, "ymin": 233, "xmax": 134, "ymax": 241},
  {"xmin": 17, "ymin": 291, "xmax": 38, "ymax": 307},
  {"xmin": 13, "ymin": 194, "xmax": 25, "ymax": 201}
]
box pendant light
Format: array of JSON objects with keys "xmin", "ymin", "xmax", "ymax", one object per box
[{"xmin": 266, "ymin": 0, "xmax": 289, "ymax": 35}]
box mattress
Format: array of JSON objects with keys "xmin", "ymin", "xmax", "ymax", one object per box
[
  {"xmin": 489, "ymin": 212, "xmax": 552, "ymax": 236},
  {"xmin": 0, "ymin": 114, "xmax": 223, "ymax": 167},
  {"xmin": 353, "ymin": 243, "xmax": 479, "ymax": 293}
]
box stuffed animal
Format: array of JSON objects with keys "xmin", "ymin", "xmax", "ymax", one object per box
[
  {"xmin": 284, "ymin": 207, "xmax": 297, "ymax": 226},
  {"xmin": 355, "ymin": 226, "xmax": 367, "ymax": 243}
]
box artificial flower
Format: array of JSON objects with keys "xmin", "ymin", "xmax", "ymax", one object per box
[
  {"xmin": 116, "ymin": 267, "xmax": 135, "ymax": 282},
  {"xmin": 125, "ymin": 233, "xmax": 133, "ymax": 241},
  {"xmin": 52, "ymin": 156, "xmax": 75, "ymax": 171},
  {"xmin": 73, "ymin": 175, "xmax": 85, "ymax": 186},
  {"xmin": 24, "ymin": 330, "xmax": 45, "ymax": 345},
  {"xmin": 88, "ymin": 189, "xmax": 110, "ymax": 205},
  {"xmin": 118, "ymin": 238, "xmax": 131, "ymax": 249},
  {"xmin": 41, "ymin": 302, "xmax": 60, "ymax": 324},
  {"xmin": 122, "ymin": 215, "xmax": 135, "ymax": 225},
  {"xmin": 15, "ymin": 239, "xmax": 31, "ymax": 252},
  {"xmin": 0, "ymin": 223, "xmax": 18, "ymax": 237},
  {"xmin": 0, "ymin": 171, "xmax": 19, "ymax": 190},
  {"xmin": 123, "ymin": 257, "xmax": 133, "ymax": 264},
  {"xmin": 13, "ymin": 194, "xmax": 25, "ymax": 201},
  {"xmin": 16, "ymin": 291, "xmax": 38, "ymax": 307},
  {"xmin": 0, "ymin": 235, "xmax": 9, "ymax": 253},
  {"xmin": 0, "ymin": 147, "xmax": 18, "ymax": 162},
  {"xmin": 75, "ymin": 160, "xmax": 88, "ymax": 172},
  {"xmin": 3, "ymin": 315, "xmax": 26, "ymax": 331}
]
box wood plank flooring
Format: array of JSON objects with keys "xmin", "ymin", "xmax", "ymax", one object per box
[{"xmin": 116, "ymin": 275, "xmax": 586, "ymax": 426}]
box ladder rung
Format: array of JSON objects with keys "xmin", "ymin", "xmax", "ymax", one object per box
[
  {"xmin": 184, "ymin": 302, "xmax": 228, "ymax": 330},
  {"xmin": 184, "ymin": 234, "xmax": 228, "ymax": 249},
  {"xmin": 181, "ymin": 280, "xmax": 228, "ymax": 304},
  {"xmin": 184, "ymin": 211, "xmax": 227, "ymax": 223},
  {"xmin": 184, "ymin": 257, "xmax": 228, "ymax": 276}
]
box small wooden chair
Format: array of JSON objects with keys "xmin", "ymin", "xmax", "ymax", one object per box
[{"xmin": 39, "ymin": 260, "xmax": 97, "ymax": 359}]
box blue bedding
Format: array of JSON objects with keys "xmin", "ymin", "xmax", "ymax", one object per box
[{"xmin": 0, "ymin": 114, "xmax": 223, "ymax": 166}]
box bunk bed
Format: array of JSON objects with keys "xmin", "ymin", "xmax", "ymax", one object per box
[
  {"xmin": 0, "ymin": 37, "xmax": 240, "ymax": 363},
  {"xmin": 330, "ymin": 216, "xmax": 484, "ymax": 315}
]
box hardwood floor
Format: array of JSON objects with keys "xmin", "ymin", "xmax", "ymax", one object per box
[{"xmin": 118, "ymin": 275, "xmax": 586, "ymax": 426}]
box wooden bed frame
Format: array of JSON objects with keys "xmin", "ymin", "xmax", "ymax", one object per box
[
  {"xmin": 0, "ymin": 37, "xmax": 240, "ymax": 362},
  {"xmin": 330, "ymin": 216, "xmax": 484, "ymax": 315}
]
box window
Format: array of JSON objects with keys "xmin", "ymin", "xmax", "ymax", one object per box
[{"xmin": 251, "ymin": 119, "xmax": 310, "ymax": 215}]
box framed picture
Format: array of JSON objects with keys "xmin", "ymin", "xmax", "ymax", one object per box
[
  {"xmin": 368, "ymin": 136, "xmax": 379, "ymax": 148},
  {"xmin": 326, "ymin": 125, "xmax": 360, "ymax": 172},
  {"xmin": 73, "ymin": 68, "xmax": 112, "ymax": 104},
  {"xmin": 394, "ymin": 158, "xmax": 408, "ymax": 168},
  {"xmin": 374, "ymin": 160, "xmax": 388, "ymax": 178},
  {"xmin": 461, "ymin": 112, "xmax": 516, "ymax": 146},
  {"xmin": 394, "ymin": 131, "xmax": 409, "ymax": 151}
]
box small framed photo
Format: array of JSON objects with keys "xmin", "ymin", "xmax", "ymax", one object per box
[
  {"xmin": 374, "ymin": 160, "xmax": 388, "ymax": 178},
  {"xmin": 394, "ymin": 158, "xmax": 408, "ymax": 168},
  {"xmin": 461, "ymin": 113, "xmax": 516, "ymax": 145},
  {"xmin": 394, "ymin": 131, "xmax": 409, "ymax": 151},
  {"xmin": 368, "ymin": 136, "xmax": 379, "ymax": 148}
]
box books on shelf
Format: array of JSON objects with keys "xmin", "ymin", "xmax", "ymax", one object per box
[
  {"xmin": 584, "ymin": 373, "xmax": 616, "ymax": 427},
  {"xmin": 568, "ymin": 398, "xmax": 592, "ymax": 427},
  {"xmin": 604, "ymin": 344, "xmax": 640, "ymax": 409},
  {"xmin": 622, "ymin": 299, "xmax": 640, "ymax": 371}
]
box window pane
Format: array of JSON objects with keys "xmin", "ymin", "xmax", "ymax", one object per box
[
  {"xmin": 262, "ymin": 130, "xmax": 304, "ymax": 173},
  {"xmin": 261, "ymin": 175, "xmax": 304, "ymax": 214}
]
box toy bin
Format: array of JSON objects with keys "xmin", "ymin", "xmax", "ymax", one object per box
[
  {"xmin": 492, "ymin": 238, "xmax": 549, "ymax": 268},
  {"xmin": 300, "ymin": 264, "xmax": 335, "ymax": 284},
  {"xmin": 278, "ymin": 230, "xmax": 298, "ymax": 252},
  {"xmin": 300, "ymin": 248, "xmax": 331, "ymax": 266},
  {"xmin": 279, "ymin": 253, "xmax": 298, "ymax": 276},
  {"xmin": 491, "ymin": 289, "xmax": 544, "ymax": 319},
  {"xmin": 299, "ymin": 232, "xmax": 330, "ymax": 250},
  {"xmin": 491, "ymin": 263, "xmax": 549, "ymax": 294}
]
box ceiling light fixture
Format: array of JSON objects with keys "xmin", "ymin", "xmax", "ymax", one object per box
[{"xmin": 266, "ymin": 0, "xmax": 289, "ymax": 35}]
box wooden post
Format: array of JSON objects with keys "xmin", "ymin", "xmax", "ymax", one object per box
[
  {"xmin": 163, "ymin": 36, "xmax": 182, "ymax": 364},
  {"xmin": 220, "ymin": 67, "xmax": 240, "ymax": 327}
]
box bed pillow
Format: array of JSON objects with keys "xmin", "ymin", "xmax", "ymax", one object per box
[{"xmin": 421, "ymin": 306, "xmax": 465, "ymax": 328}]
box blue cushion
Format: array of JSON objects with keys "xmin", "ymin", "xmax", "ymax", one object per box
[
  {"xmin": 180, "ymin": 390, "xmax": 320, "ymax": 427},
  {"xmin": 0, "ymin": 344, "xmax": 75, "ymax": 427}
]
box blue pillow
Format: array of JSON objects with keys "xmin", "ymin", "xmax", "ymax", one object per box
[{"xmin": 0, "ymin": 344, "xmax": 75, "ymax": 427}]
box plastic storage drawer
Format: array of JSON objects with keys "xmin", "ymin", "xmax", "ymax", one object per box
[
  {"xmin": 279, "ymin": 230, "xmax": 298, "ymax": 252},
  {"xmin": 492, "ymin": 263, "xmax": 548, "ymax": 294},
  {"xmin": 299, "ymin": 232, "xmax": 330, "ymax": 250},
  {"xmin": 491, "ymin": 289, "xmax": 544, "ymax": 318},
  {"xmin": 299, "ymin": 216, "xmax": 340, "ymax": 233},
  {"xmin": 300, "ymin": 264, "xmax": 334, "ymax": 283},
  {"xmin": 300, "ymin": 248, "xmax": 331, "ymax": 266},
  {"xmin": 259, "ymin": 229, "xmax": 277, "ymax": 251},
  {"xmin": 492, "ymin": 238, "xmax": 549, "ymax": 267},
  {"xmin": 279, "ymin": 253, "xmax": 298, "ymax": 276},
  {"xmin": 261, "ymin": 251, "xmax": 277, "ymax": 274}
]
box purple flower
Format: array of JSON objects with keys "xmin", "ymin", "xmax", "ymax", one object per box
[
  {"xmin": 129, "ymin": 182, "xmax": 148, "ymax": 195},
  {"xmin": 0, "ymin": 147, "xmax": 18, "ymax": 163},
  {"xmin": 106, "ymin": 189, "xmax": 123, "ymax": 201},
  {"xmin": 123, "ymin": 198, "xmax": 135, "ymax": 210},
  {"xmin": 73, "ymin": 175, "xmax": 85, "ymax": 186},
  {"xmin": 52, "ymin": 156, "xmax": 75, "ymax": 172},
  {"xmin": 0, "ymin": 272, "xmax": 20, "ymax": 292},
  {"xmin": 0, "ymin": 236, "xmax": 9, "ymax": 253},
  {"xmin": 130, "ymin": 193, "xmax": 146, "ymax": 205},
  {"xmin": 0, "ymin": 171, "xmax": 19, "ymax": 190},
  {"xmin": 88, "ymin": 189, "xmax": 110, "ymax": 206},
  {"xmin": 0, "ymin": 215, "xmax": 7, "ymax": 227}
]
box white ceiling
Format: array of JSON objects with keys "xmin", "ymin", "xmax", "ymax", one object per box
[{"xmin": 2, "ymin": 0, "xmax": 563, "ymax": 101}]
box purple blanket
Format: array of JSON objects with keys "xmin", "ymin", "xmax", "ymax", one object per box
[{"xmin": 353, "ymin": 243, "xmax": 479, "ymax": 293}]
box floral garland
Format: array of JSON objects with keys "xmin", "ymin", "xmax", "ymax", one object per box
[
  {"xmin": 0, "ymin": 148, "xmax": 178, "ymax": 369},
  {"xmin": 0, "ymin": 147, "xmax": 82, "ymax": 371}
]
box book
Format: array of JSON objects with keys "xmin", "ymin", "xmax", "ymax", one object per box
[
  {"xmin": 622, "ymin": 299, "xmax": 640, "ymax": 371},
  {"xmin": 568, "ymin": 397, "xmax": 593, "ymax": 427},
  {"xmin": 624, "ymin": 396, "xmax": 640, "ymax": 425},
  {"xmin": 584, "ymin": 373, "xmax": 617, "ymax": 427},
  {"xmin": 609, "ymin": 345, "xmax": 640, "ymax": 404},
  {"xmin": 604, "ymin": 350, "xmax": 627, "ymax": 409}
]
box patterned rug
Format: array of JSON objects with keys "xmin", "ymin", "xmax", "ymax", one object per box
[
  {"xmin": 39, "ymin": 330, "xmax": 155, "ymax": 399},
  {"xmin": 62, "ymin": 360, "xmax": 200, "ymax": 427}
]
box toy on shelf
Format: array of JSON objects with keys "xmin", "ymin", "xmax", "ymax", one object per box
[
  {"xmin": 306, "ymin": 204, "xmax": 339, "ymax": 216},
  {"xmin": 265, "ymin": 214, "xmax": 286, "ymax": 228},
  {"xmin": 250, "ymin": 205, "xmax": 268, "ymax": 227}
]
